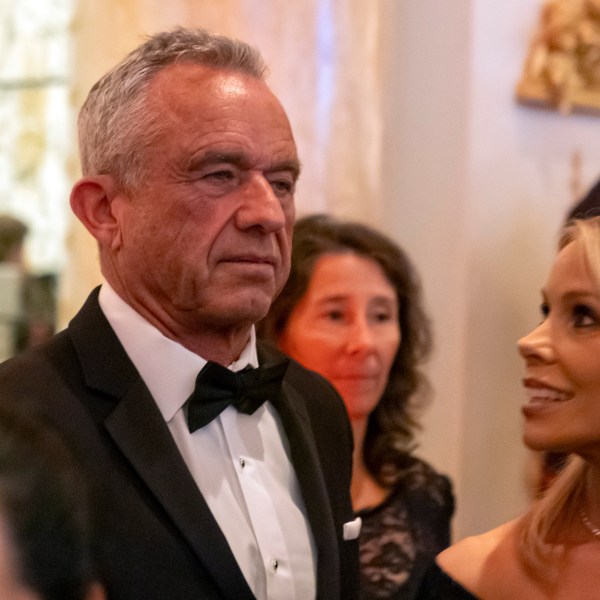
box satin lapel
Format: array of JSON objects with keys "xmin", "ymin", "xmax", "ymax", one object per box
[
  {"xmin": 70, "ymin": 289, "xmax": 255, "ymax": 600},
  {"xmin": 258, "ymin": 345, "xmax": 340, "ymax": 600}
]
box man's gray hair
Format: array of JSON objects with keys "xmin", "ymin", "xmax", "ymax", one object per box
[{"xmin": 78, "ymin": 28, "xmax": 267, "ymax": 190}]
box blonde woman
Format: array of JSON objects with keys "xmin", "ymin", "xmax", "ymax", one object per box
[{"xmin": 417, "ymin": 215, "xmax": 600, "ymax": 598}]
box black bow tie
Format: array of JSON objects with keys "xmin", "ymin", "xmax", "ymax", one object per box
[{"xmin": 186, "ymin": 359, "xmax": 289, "ymax": 433}]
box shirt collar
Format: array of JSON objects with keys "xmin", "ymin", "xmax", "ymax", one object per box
[{"xmin": 98, "ymin": 281, "xmax": 258, "ymax": 422}]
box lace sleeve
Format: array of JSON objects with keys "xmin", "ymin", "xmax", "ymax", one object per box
[{"xmin": 357, "ymin": 458, "xmax": 454, "ymax": 599}]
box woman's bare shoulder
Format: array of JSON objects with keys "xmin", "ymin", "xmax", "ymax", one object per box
[{"xmin": 436, "ymin": 519, "xmax": 520, "ymax": 591}]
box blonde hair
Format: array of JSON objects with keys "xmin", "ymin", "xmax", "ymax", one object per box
[
  {"xmin": 519, "ymin": 455, "xmax": 587, "ymax": 574},
  {"xmin": 519, "ymin": 216, "xmax": 600, "ymax": 574}
]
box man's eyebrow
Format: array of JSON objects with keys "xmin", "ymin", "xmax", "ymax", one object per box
[
  {"xmin": 187, "ymin": 151, "xmax": 250, "ymax": 170},
  {"xmin": 271, "ymin": 159, "xmax": 302, "ymax": 181},
  {"xmin": 186, "ymin": 152, "xmax": 301, "ymax": 180}
]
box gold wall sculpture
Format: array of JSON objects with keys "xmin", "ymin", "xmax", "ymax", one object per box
[{"xmin": 517, "ymin": 0, "xmax": 600, "ymax": 114}]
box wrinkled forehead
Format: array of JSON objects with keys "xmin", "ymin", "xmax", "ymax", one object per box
[
  {"xmin": 146, "ymin": 62, "xmax": 287, "ymax": 120},
  {"xmin": 144, "ymin": 64, "xmax": 297, "ymax": 163}
]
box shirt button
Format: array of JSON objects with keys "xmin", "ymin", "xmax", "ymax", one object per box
[
  {"xmin": 239, "ymin": 458, "xmax": 245, "ymax": 468},
  {"xmin": 271, "ymin": 559, "xmax": 278, "ymax": 570}
]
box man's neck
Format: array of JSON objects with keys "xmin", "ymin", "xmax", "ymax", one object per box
[
  {"xmin": 173, "ymin": 328, "xmax": 252, "ymax": 366},
  {"xmin": 100, "ymin": 280, "xmax": 254, "ymax": 366}
]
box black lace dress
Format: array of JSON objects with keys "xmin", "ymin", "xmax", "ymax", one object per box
[
  {"xmin": 357, "ymin": 457, "xmax": 454, "ymax": 600},
  {"xmin": 415, "ymin": 561, "xmax": 479, "ymax": 599}
]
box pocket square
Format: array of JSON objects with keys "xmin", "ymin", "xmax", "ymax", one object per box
[{"xmin": 343, "ymin": 517, "xmax": 362, "ymax": 540}]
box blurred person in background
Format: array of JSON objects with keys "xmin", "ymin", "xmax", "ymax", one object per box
[
  {"xmin": 0, "ymin": 215, "xmax": 28, "ymax": 266},
  {"xmin": 0, "ymin": 215, "xmax": 55, "ymax": 357},
  {"xmin": 0, "ymin": 403, "xmax": 104, "ymax": 600}
]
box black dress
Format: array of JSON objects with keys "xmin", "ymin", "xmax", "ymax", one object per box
[
  {"xmin": 414, "ymin": 561, "xmax": 479, "ymax": 599},
  {"xmin": 357, "ymin": 457, "xmax": 454, "ymax": 600}
]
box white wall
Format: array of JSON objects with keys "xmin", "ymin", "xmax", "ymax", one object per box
[{"xmin": 379, "ymin": 0, "xmax": 600, "ymax": 539}]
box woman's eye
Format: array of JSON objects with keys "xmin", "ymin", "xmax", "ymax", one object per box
[
  {"xmin": 572, "ymin": 304, "xmax": 597, "ymax": 328},
  {"xmin": 324, "ymin": 310, "xmax": 344, "ymax": 322},
  {"xmin": 539, "ymin": 302, "xmax": 549, "ymax": 320},
  {"xmin": 373, "ymin": 311, "xmax": 393, "ymax": 323}
]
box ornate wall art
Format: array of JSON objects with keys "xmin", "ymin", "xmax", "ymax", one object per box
[{"xmin": 516, "ymin": 0, "xmax": 600, "ymax": 115}]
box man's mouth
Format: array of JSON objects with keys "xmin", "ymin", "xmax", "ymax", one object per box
[{"xmin": 221, "ymin": 255, "xmax": 276, "ymax": 266}]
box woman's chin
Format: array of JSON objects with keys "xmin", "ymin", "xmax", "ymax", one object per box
[{"xmin": 337, "ymin": 388, "xmax": 382, "ymax": 421}]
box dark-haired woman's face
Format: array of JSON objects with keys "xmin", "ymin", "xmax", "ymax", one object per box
[{"xmin": 279, "ymin": 252, "xmax": 400, "ymax": 421}]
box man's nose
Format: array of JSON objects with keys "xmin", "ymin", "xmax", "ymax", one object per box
[{"xmin": 236, "ymin": 173, "xmax": 287, "ymax": 232}]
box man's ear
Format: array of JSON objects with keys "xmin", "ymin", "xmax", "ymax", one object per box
[{"xmin": 70, "ymin": 175, "xmax": 125, "ymax": 251}]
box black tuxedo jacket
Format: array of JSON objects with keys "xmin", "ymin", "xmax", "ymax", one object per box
[{"xmin": 0, "ymin": 288, "xmax": 359, "ymax": 600}]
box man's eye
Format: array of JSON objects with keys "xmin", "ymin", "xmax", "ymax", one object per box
[
  {"xmin": 573, "ymin": 304, "xmax": 597, "ymax": 328},
  {"xmin": 205, "ymin": 170, "xmax": 235, "ymax": 180},
  {"xmin": 540, "ymin": 302, "xmax": 549, "ymax": 320},
  {"xmin": 269, "ymin": 178, "xmax": 295, "ymax": 196}
]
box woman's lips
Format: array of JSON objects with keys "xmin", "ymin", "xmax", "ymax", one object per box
[
  {"xmin": 522, "ymin": 378, "xmax": 572, "ymax": 414},
  {"xmin": 334, "ymin": 372, "xmax": 380, "ymax": 381}
]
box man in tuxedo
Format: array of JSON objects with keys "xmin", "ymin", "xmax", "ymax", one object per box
[{"xmin": 0, "ymin": 28, "xmax": 359, "ymax": 600}]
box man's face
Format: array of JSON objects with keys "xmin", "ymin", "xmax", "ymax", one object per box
[{"xmin": 110, "ymin": 63, "xmax": 299, "ymax": 333}]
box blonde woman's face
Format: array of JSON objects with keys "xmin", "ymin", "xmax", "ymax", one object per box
[
  {"xmin": 279, "ymin": 253, "xmax": 400, "ymax": 421},
  {"xmin": 518, "ymin": 239, "xmax": 600, "ymax": 458}
]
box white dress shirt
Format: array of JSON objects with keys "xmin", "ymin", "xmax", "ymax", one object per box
[{"xmin": 98, "ymin": 283, "xmax": 316, "ymax": 600}]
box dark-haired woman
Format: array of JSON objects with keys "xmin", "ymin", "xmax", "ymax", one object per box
[{"xmin": 258, "ymin": 214, "xmax": 454, "ymax": 599}]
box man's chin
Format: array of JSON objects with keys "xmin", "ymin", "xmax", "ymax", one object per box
[{"xmin": 209, "ymin": 294, "xmax": 273, "ymax": 328}]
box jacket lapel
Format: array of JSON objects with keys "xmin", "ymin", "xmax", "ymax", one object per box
[
  {"xmin": 258, "ymin": 344, "xmax": 341, "ymax": 600},
  {"xmin": 69, "ymin": 289, "xmax": 255, "ymax": 600}
]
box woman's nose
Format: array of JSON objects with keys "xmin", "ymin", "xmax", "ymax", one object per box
[
  {"xmin": 346, "ymin": 318, "xmax": 376, "ymax": 353},
  {"xmin": 517, "ymin": 320, "xmax": 554, "ymax": 363}
]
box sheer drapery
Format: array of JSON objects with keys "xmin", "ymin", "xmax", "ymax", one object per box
[
  {"xmin": 0, "ymin": 0, "xmax": 74, "ymax": 274},
  {"xmin": 59, "ymin": 0, "xmax": 384, "ymax": 325}
]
